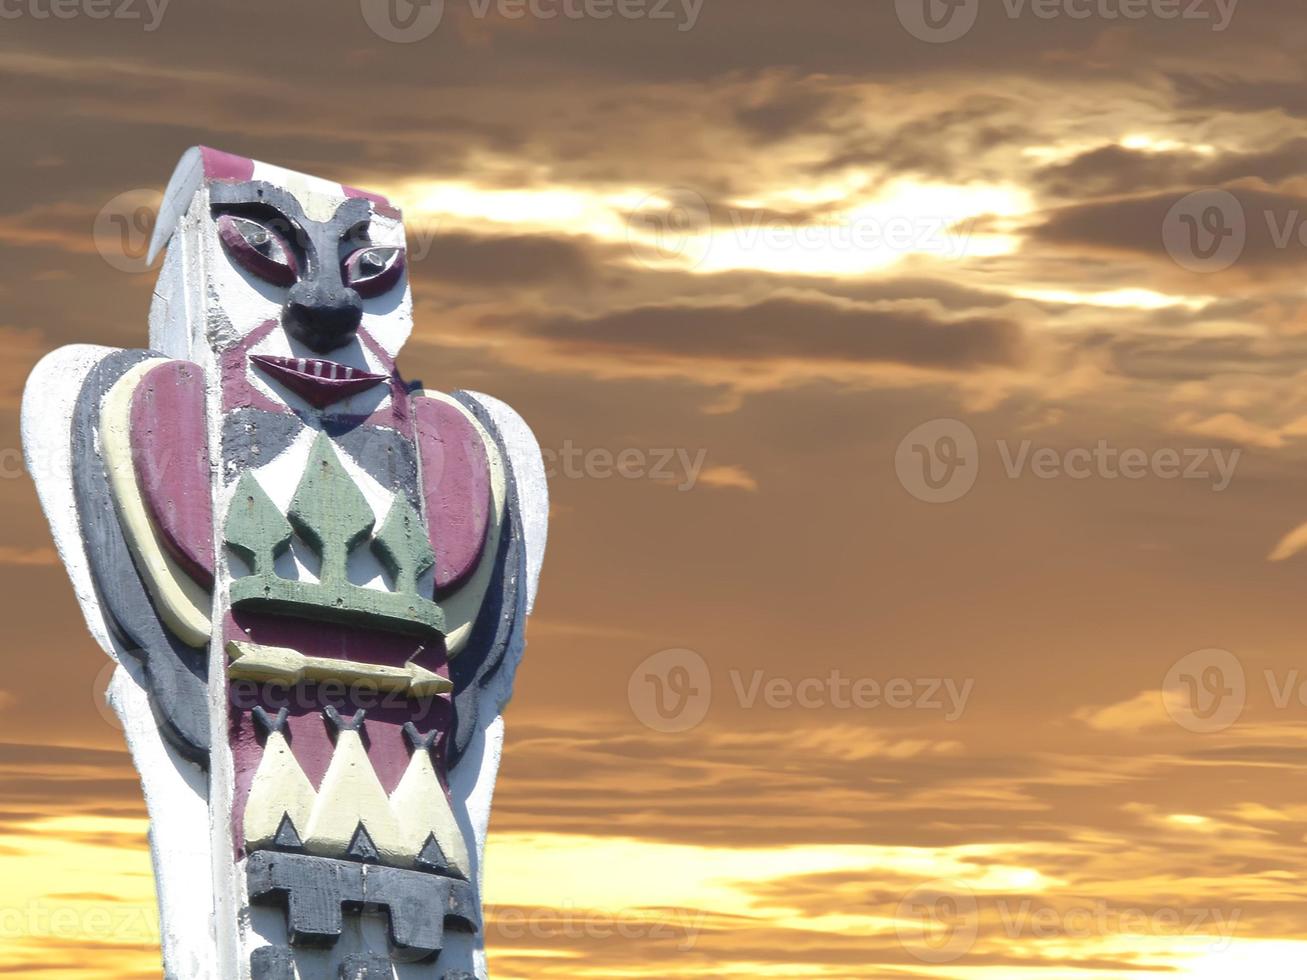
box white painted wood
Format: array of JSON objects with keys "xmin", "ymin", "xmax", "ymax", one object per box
[
  {"xmin": 439, "ymin": 393, "xmax": 549, "ymax": 979},
  {"xmin": 22, "ymin": 345, "xmax": 219, "ymax": 980}
]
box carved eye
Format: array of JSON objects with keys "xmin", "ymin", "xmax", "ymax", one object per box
[
  {"xmin": 343, "ymin": 245, "xmax": 405, "ymax": 298},
  {"xmin": 217, "ymin": 214, "xmax": 298, "ymax": 286}
]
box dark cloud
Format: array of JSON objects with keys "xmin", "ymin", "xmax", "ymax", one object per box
[
  {"xmin": 1031, "ymin": 185, "xmax": 1307, "ymax": 273},
  {"xmin": 1035, "ymin": 138, "xmax": 1307, "ymax": 199},
  {"xmin": 410, "ymin": 231, "xmax": 601, "ymax": 285},
  {"xmin": 731, "ymin": 82, "xmax": 851, "ymax": 144},
  {"xmin": 493, "ymin": 295, "xmax": 1026, "ymax": 369}
]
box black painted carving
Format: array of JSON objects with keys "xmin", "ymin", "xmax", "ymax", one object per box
[
  {"xmin": 210, "ymin": 182, "xmax": 373, "ymax": 353},
  {"xmin": 222, "ymin": 407, "xmax": 422, "ymax": 513},
  {"xmin": 417, "ymin": 834, "xmax": 463, "ymax": 880},
  {"xmin": 71, "ymin": 349, "xmax": 210, "ymax": 762},
  {"xmin": 222, "ymin": 408, "xmax": 302, "ymax": 480},
  {"xmin": 253, "ymin": 706, "xmax": 290, "ymax": 738},
  {"xmin": 447, "ymin": 394, "xmax": 526, "ymax": 767},
  {"xmin": 335, "ymin": 424, "xmax": 421, "ymax": 511},
  {"xmin": 339, "ymin": 954, "xmax": 395, "ymax": 980},
  {"xmin": 250, "ymin": 945, "xmax": 295, "ymax": 980},
  {"xmin": 324, "ymin": 705, "xmax": 366, "ymax": 738},
  {"xmin": 273, "ymin": 813, "xmax": 306, "ymax": 852},
  {"xmin": 347, "ymin": 823, "xmax": 381, "ymax": 863},
  {"xmin": 246, "ymin": 851, "xmax": 478, "ymax": 961}
]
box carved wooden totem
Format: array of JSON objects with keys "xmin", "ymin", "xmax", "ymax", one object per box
[{"xmin": 22, "ymin": 147, "xmax": 548, "ymax": 980}]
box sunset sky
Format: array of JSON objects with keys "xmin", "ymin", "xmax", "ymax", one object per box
[{"xmin": 5, "ymin": 0, "xmax": 1307, "ymax": 977}]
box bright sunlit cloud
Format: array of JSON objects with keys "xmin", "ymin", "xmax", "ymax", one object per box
[
  {"xmin": 386, "ymin": 177, "xmax": 1032, "ymax": 278},
  {"xmin": 1013, "ymin": 287, "xmax": 1216, "ymax": 311}
]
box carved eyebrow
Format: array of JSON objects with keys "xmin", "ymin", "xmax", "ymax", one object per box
[
  {"xmin": 210, "ymin": 181, "xmax": 374, "ymax": 242},
  {"xmin": 341, "ymin": 217, "xmax": 374, "ymax": 244},
  {"xmin": 209, "ymin": 181, "xmax": 307, "ymax": 224},
  {"xmin": 211, "ymin": 198, "xmax": 297, "ymax": 229}
]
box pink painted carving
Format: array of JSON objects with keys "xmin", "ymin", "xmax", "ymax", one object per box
[
  {"xmin": 415, "ymin": 397, "xmax": 492, "ymax": 596},
  {"xmin": 199, "ymin": 145, "xmax": 256, "ymax": 182},
  {"xmin": 251, "ymin": 355, "xmax": 389, "ymax": 408},
  {"xmin": 129, "ymin": 360, "xmax": 215, "ymax": 587},
  {"xmin": 226, "ymin": 613, "xmax": 455, "ymax": 851}
]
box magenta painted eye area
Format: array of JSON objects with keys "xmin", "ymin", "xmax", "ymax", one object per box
[
  {"xmin": 217, "ymin": 214, "xmax": 298, "ymax": 287},
  {"xmin": 343, "ymin": 246, "xmax": 405, "ymax": 298}
]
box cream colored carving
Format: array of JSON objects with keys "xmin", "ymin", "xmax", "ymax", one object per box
[
  {"xmin": 303, "ymin": 729, "xmax": 407, "ymax": 864},
  {"xmin": 242, "ymin": 731, "xmax": 315, "ymax": 850},
  {"xmin": 391, "ymin": 743, "xmax": 471, "ymax": 877},
  {"xmin": 226, "ymin": 640, "xmax": 452, "ymax": 697},
  {"xmin": 422, "ymin": 391, "xmax": 508, "ymax": 658},
  {"xmin": 101, "ymin": 360, "xmax": 212, "ymax": 646}
]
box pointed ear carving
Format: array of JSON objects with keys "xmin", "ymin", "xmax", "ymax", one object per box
[
  {"xmin": 252, "ymin": 706, "xmax": 290, "ymax": 739},
  {"xmin": 323, "ymin": 705, "xmax": 366, "ymax": 739},
  {"xmin": 402, "ymin": 721, "xmax": 441, "ymax": 754}
]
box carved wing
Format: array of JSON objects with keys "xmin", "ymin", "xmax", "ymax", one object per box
[
  {"xmin": 70, "ymin": 349, "xmax": 212, "ymax": 762},
  {"xmin": 414, "ymin": 389, "xmax": 547, "ymax": 765}
]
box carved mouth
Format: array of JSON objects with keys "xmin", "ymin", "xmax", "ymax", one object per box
[{"xmin": 251, "ymin": 355, "xmax": 388, "ymax": 409}]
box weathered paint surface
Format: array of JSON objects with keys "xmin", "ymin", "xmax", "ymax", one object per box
[{"xmin": 129, "ymin": 359, "xmax": 216, "ymax": 586}]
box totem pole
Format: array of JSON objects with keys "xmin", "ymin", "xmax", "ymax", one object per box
[{"xmin": 21, "ymin": 147, "xmax": 548, "ymax": 979}]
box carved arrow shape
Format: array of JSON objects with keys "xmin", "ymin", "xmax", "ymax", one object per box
[{"xmin": 226, "ymin": 640, "xmax": 452, "ymax": 698}]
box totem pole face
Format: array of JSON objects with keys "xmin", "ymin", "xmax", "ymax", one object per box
[{"xmin": 23, "ymin": 147, "xmax": 546, "ymax": 980}]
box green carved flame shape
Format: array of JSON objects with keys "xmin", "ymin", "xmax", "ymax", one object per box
[{"xmin": 225, "ymin": 434, "xmax": 445, "ymax": 637}]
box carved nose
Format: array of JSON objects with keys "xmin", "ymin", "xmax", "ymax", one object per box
[{"xmin": 282, "ymin": 281, "xmax": 364, "ymax": 353}]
